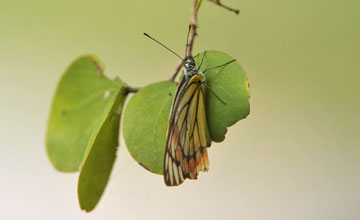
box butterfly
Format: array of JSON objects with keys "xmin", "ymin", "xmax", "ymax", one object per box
[{"xmin": 144, "ymin": 31, "xmax": 235, "ymax": 186}]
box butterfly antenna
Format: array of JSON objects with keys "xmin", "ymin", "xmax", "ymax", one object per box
[
  {"xmin": 204, "ymin": 83, "xmax": 226, "ymax": 105},
  {"xmin": 144, "ymin": 33, "xmax": 184, "ymax": 61}
]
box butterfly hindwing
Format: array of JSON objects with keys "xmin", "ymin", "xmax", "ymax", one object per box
[{"xmin": 164, "ymin": 74, "xmax": 210, "ymax": 186}]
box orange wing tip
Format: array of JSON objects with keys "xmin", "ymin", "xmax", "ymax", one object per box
[
  {"xmin": 196, "ymin": 150, "xmax": 204, "ymax": 172},
  {"xmin": 202, "ymin": 148, "xmax": 210, "ymax": 172},
  {"xmin": 189, "ymin": 158, "xmax": 197, "ymax": 179},
  {"xmin": 183, "ymin": 159, "xmax": 189, "ymax": 175}
]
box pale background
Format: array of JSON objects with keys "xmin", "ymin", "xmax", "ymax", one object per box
[{"xmin": 1, "ymin": 0, "xmax": 359, "ymax": 219}]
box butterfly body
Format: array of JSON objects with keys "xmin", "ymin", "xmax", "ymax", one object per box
[{"xmin": 164, "ymin": 57, "xmax": 211, "ymax": 186}]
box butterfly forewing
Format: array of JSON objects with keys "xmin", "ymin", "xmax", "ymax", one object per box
[{"xmin": 164, "ymin": 74, "xmax": 210, "ymax": 186}]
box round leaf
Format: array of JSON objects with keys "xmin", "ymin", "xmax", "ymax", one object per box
[
  {"xmin": 123, "ymin": 82, "xmax": 176, "ymax": 174},
  {"xmin": 78, "ymin": 87, "xmax": 127, "ymax": 212},
  {"xmin": 195, "ymin": 50, "xmax": 250, "ymax": 142},
  {"xmin": 46, "ymin": 55, "xmax": 124, "ymax": 172}
]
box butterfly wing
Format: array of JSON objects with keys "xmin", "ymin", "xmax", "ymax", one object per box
[{"xmin": 164, "ymin": 74, "xmax": 211, "ymax": 186}]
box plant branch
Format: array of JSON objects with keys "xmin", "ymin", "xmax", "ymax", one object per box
[
  {"xmin": 168, "ymin": 0, "xmax": 238, "ymax": 81},
  {"xmin": 126, "ymin": 86, "xmax": 140, "ymax": 94},
  {"xmin": 186, "ymin": 0, "xmax": 198, "ymax": 58},
  {"xmin": 209, "ymin": 0, "xmax": 239, "ymax": 14},
  {"xmin": 169, "ymin": 0, "xmax": 199, "ymax": 81},
  {"xmin": 169, "ymin": 59, "xmax": 185, "ymax": 81}
]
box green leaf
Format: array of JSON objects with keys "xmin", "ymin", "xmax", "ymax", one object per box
[
  {"xmin": 123, "ymin": 50, "xmax": 249, "ymax": 174},
  {"xmin": 78, "ymin": 86, "xmax": 127, "ymax": 212},
  {"xmin": 123, "ymin": 82, "xmax": 177, "ymax": 175},
  {"xmin": 46, "ymin": 55, "xmax": 125, "ymax": 172},
  {"xmin": 194, "ymin": 50, "xmax": 250, "ymax": 142}
]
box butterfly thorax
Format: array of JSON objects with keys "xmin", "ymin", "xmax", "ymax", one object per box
[{"xmin": 184, "ymin": 57, "xmax": 205, "ymax": 82}]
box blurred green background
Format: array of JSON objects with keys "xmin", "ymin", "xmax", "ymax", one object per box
[{"xmin": 1, "ymin": 0, "xmax": 359, "ymax": 219}]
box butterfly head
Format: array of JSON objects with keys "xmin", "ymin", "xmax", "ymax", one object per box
[
  {"xmin": 184, "ymin": 57, "xmax": 204, "ymax": 81},
  {"xmin": 184, "ymin": 57, "xmax": 196, "ymax": 72}
]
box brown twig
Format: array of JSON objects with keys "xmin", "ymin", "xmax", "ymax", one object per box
[
  {"xmin": 169, "ymin": 0, "xmax": 199, "ymax": 81},
  {"xmin": 168, "ymin": 0, "xmax": 238, "ymax": 81},
  {"xmin": 186, "ymin": 0, "xmax": 198, "ymax": 57},
  {"xmin": 209, "ymin": 0, "xmax": 239, "ymax": 14},
  {"xmin": 126, "ymin": 86, "xmax": 140, "ymax": 94},
  {"xmin": 169, "ymin": 59, "xmax": 185, "ymax": 81}
]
